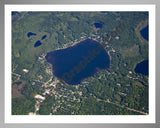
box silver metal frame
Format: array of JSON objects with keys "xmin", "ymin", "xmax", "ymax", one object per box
[{"xmin": 0, "ymin": 0, "xmax": 159, "ymax": 127}]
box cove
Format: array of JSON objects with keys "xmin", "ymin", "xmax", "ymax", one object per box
[
  {"xmin": 45, "ymin": 39, "xmax": 110, "ymax": 85},
  {"xmin": 135, "ymin": 60, "xmax": 149, "ymax": 76}
]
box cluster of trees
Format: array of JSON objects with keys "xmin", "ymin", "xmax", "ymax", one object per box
[
  {"xmin": 39, "ymin": 96, "xmax": 55, "ymax": 115},
  {"xmin": 12, "ymin": 96, "xmax": 35, "ymax": 115}
]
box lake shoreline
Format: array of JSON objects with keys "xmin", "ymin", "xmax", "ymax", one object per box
[
  {"xmin": 135, "ymin": 19, "xmax": 148, "ymax": 43},
  {"xmin": 52, "ymin": 38, "xmax": 112, "ymax": 64},
  {"xmin": 45, "ymin": 39, "xmax": 111, "ymax": 85}
]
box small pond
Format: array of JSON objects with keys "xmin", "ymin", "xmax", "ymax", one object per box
[
  {"xmin": 41, "ymin": 35, "xmax": 47, "ymax": 40},
  {"xmin": 27, "ymin": 32, "xmax": 37, "ymax": 38},
  {"xmin": 135, "ymin": 60, "xmax": 149, "ymax": 76},
  {"xmin": 34, "ymin": 40, "xmax": 42, "ymax": 47},
  {"xmin": 94, "ymin": 23, "xmax": 103, "ymax": 28}
]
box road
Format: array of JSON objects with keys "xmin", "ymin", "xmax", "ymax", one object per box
[{"xmin": 93, "ymin": 94, "xmax": 148, "ymax": 115}]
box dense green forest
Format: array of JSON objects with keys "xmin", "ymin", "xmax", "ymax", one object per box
[{"xmin": 12, "ymin": 11, "xmax": 148, "ymax": 115}]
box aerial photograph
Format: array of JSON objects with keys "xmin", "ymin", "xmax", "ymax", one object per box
[{"xmin": 12, "ymin": 11, "xmax": 149, "ymax": 115}]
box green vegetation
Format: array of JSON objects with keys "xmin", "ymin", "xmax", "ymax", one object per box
[
  {"xmin": 12, "ymin": 12, "xmax": 148, "ymax": 115},
  {"xmin": 12, "ymin": 96, "xmax": 35, "ymax": 115}
]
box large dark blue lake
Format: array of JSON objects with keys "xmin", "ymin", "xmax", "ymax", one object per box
[
  {"xmin": 140, "ymin": 25, "xmax": 148, "ymax": 41},
  {"xmin": 45, "ymin": 39, "xmax": 110, "ymax": 85},
  {"xmin": 135, "ymin": 60, "xmax": 149, "ymax": 76}
]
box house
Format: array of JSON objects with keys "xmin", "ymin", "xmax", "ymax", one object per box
[
  {"xmin": 34, "ymin": 94, "xmax": 45, "ymax": 101},
  {"xmin": 23, "ymin": 69, "xmax": 29, "ymax": 73}
]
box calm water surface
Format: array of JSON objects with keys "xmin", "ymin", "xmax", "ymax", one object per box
[
  {"xmin": 135, "ymin": 60, "xmax": 149, "ymax": 76},
  {"xmin": 45, "ymin": 39, "xmax": 110, "ymax": 85},
  {"xmin": 94, "ymin": 23, "xmax": 103, "ymax": 28},
  {"xmin": 41, "ymin": 35, "xmax": 47, "ymax": 40},
  {"xmin": 27, "ymin": 32, "xmax": 37, "ymax": 37},
  {"xmin": 140, "ymin": 25, "xmax": 148, "ymax": 41},
  {"xmin": 34, "ymin": 40, "xmax": 42, "ymax": 47}
]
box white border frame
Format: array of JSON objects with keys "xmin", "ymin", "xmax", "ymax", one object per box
[{"xmin": 5, "ymin": 4, "xmax": 156, "ymax": 123}]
